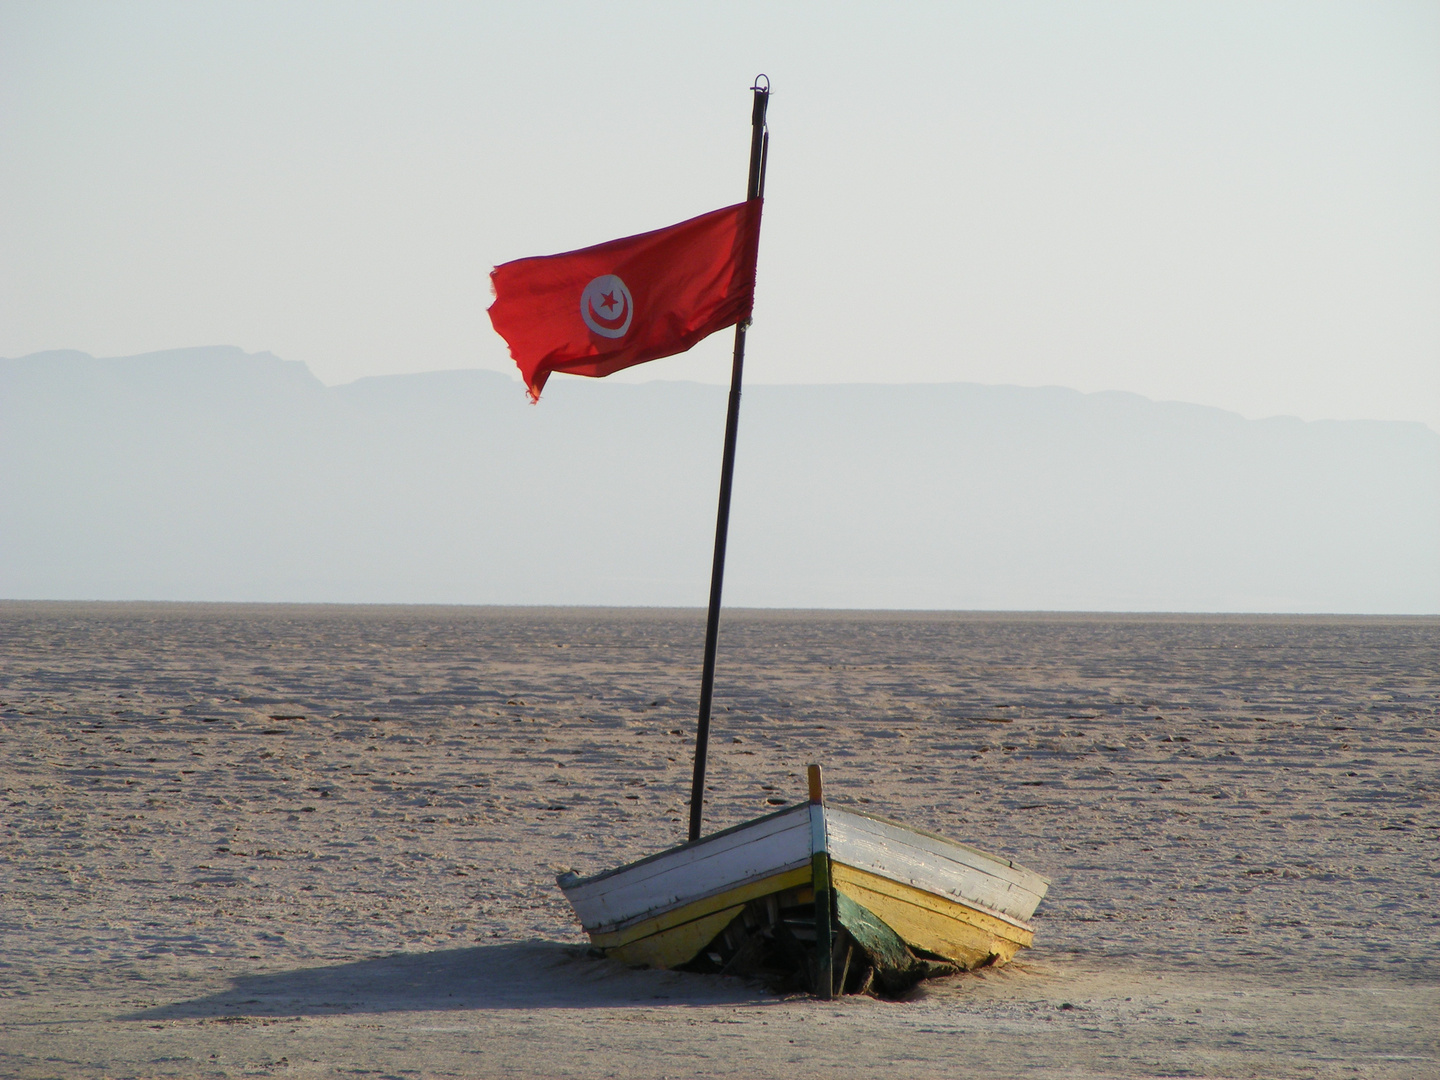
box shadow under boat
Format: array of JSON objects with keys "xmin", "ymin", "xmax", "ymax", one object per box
[
  {"xmin": 123, "ymin": 941, "xmax": 771, "ymax": 1020},
  {"xmin": 559, "ymin": 766, "xmax": 1050, "ymax": 998}
]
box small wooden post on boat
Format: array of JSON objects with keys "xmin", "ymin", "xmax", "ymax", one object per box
[{"xmin": 808, "ymin": 764, "xmax": 834, "ymax": 999}]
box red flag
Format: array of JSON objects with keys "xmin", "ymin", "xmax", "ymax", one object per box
[{"xmin": 488, "ymin": 199, "xmax": 763, "ymax": 400}]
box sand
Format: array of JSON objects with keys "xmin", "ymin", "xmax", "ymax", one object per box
[{"xmin": 0, "ymin": 602, "xmax": 1435, "ymax": 1078}]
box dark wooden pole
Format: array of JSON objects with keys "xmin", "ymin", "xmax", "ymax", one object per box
[{"xmin": 688, "ymin": 78, "xmax": 769, "ymax": 843}]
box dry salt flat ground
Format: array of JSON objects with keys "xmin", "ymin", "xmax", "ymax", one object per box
[{"xmin": 0, "ymin": 602, "xmax": 1435, "ymax": 1079}]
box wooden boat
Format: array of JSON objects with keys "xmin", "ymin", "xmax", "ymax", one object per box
[{"xmin": 558, "ymin": 767, "xmax": 1049, "ymax": 996}]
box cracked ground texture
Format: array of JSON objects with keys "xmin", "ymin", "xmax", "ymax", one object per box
[{"xmin": 0, "ymin": 603, "xmax": 1435, "ymax": 1078}]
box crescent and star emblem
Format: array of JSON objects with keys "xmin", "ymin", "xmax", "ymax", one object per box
[{"xmin": 580, "ymin": 274, "xmax": 634, "ymax": 339}]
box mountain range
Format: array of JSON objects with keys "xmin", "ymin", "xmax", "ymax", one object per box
[{"xmin": 3, "ymin": 346, "xmax": 1436, "ymax": 611}]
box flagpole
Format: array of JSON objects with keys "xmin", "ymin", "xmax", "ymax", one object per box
[{"xmin": 688, "ymin": 77, "xmax": 770, "ymax": 843}]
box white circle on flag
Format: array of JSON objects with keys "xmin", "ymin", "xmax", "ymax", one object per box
[{"xmin": 580, "ymin": 275, "xmax": 634, "ymax": 339}]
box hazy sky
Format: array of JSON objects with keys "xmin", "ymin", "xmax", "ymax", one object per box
[{"xmin": 3, "ymin": 2, "xmax": 1437, "ymax": 430}]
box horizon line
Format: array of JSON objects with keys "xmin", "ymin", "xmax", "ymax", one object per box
[
  {"xmin": 2, "ymin": 599, "xmax": 1435, "ymax": 620},
  {"xmin": 6, "ymin": 345, "xmax": 1437, "ymax": 435}
]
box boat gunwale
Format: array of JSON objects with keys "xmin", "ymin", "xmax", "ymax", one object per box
[
  {"xmin": 559, "ymin": 803, "xmax": 808, "ymax": 890},
  {"xmin": 580, "ymin": 861, "xmax": 813, "ymax": 937},
  {"xmin": 829, "ymin": 805, "xmax": 1052, "ymax": 888},
  {"xmin": 559, "ymin": 803, "xmax": 1050, "ymax": 906}
]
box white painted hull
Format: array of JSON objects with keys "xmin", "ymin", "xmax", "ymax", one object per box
[
  {"xmin": 560, "ymin": 804, "xmax": 812, "ymax": 938},
  {"xmin": 826, "ymin": 807, "xmax": 1047, "ymax": 928},
  {"xmin": 557, "ymin": 802, "xmax": 1049, "ymax": 970}
]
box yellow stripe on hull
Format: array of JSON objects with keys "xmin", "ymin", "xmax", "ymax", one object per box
[
  {"xmin": 607, "ymin": 905, "xmax": 745, "ymax": 969},
  {"xmin": 590, "ymin": 866, "xmax": 812, "ymax": 970},
  {"xmin": 831, "ymin": 862, "xmax": 1034, "ymax": 970}
]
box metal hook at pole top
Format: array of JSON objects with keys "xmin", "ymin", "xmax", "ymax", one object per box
[{"xmin": 752, "ymin": 74, "xmax": 770, "ymax": 93}]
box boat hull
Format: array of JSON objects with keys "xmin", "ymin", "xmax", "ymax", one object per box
[
  {"xmin": 832, "ymin": 862, "xmax": 1031, "ymax": 969},
  {"xmin": 558, "ymin": 801, "xmax": 1048, "ymax": 993},
  {"xmin": 591, "ymin": 865, "xmax": 812, "ymax": 969}
]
